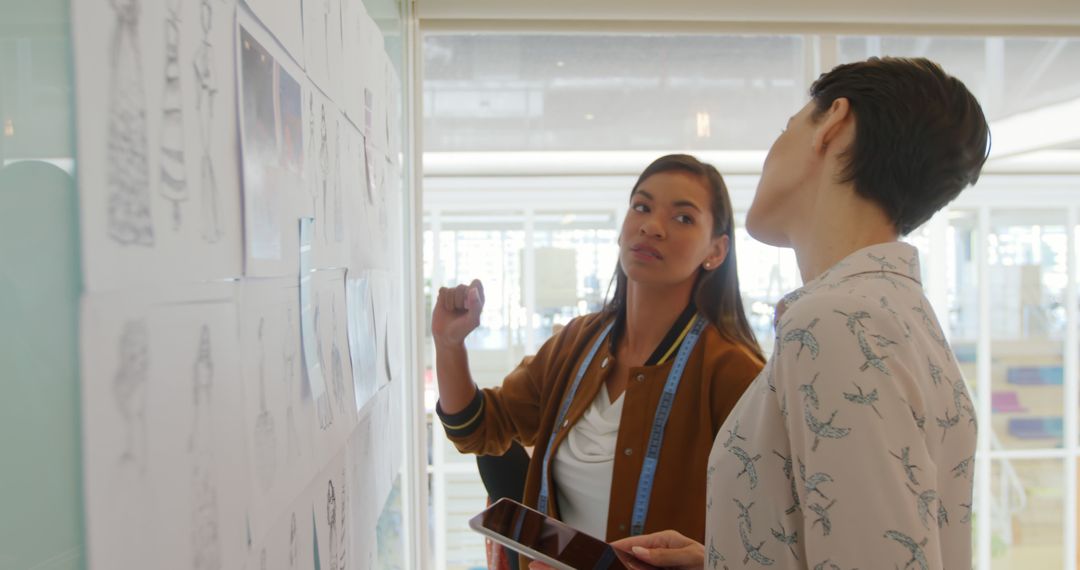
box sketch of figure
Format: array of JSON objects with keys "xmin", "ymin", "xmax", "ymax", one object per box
[
  {"xmin": 193, "ymin": 0, "xmax": 222, "ymax": 243},
  {"xmin": 289, "ymin": 512, "xmax": 298, "ymax": 568},
  {"xmin": 337, "ymin": 476, "xmax": 347, "ymax": 570},
  {"xmin": 306, "ymin": 91, "xmax": 319, "ymax": 201},
  {"xmin": 254, "ymin": 318, "xmax": 278, "ymax": 490},
  {"xmin": 114, "ymin": 319, "xmax": 149, "ymax": 471},
  {"xmin": 107, "ymin": 0, "xmax": 154, "ymax": 246},
  {"xmin": 330, "ymin": 299, "xmax": 347, "ymax": 414},
  {"xmin": 319, "ymin": 104, "xmax": 330, "ymax": 242},
  {"xmin": 321, "ymin": 0, "xmax": 331, "ymax": 80},
  {"xmin": 332, "ymin": 116, "xmax": 343, "ymax": 243},
  {"xmin": 190, "ymin": 325, "xmax": 221, "ymax": 570},
  {"xmin": 327, "ymin": 480, "xmax": 339, "ymax": 570},
  {"xmin": 159, "ymin": 0, "xmax": 187, "ymax": 227},
  {"xmin": 376, "ymin": 159, "xmax": 390, "ymax": 235},
  {"xmin": 315, "ymin": 300, "xmax": 334, "ymax": 429},
  {"xmin": 284, "ymin": 307, "xmax": 301, "ymax": 459}
]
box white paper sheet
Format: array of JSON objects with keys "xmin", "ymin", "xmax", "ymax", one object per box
[
  {"xmin": 302, "ymin": 0, "xmax": 344, "ymax": 101},
  {"xmin": 309, "ymin": 448, "xmax": 351, "ymax": 570},
  {"xmin": 385, "ymin": 58, "xmax": 404, "ymax": 164},
  {"xmin": 246, "ymin": 502, "xmax": 314, "ymax": 570},
  {"xmin": 345, "ymin": 412, "xmax": 378, "ymax": 569},
  {"xmin": 238, "ymin": 21, "xmax": 308, "ymax": 277},
  {"xmin": 72, "ymin": 0, "xmax": 243, "ymax": 292},
  {"xmin": 82, "ymin": 289, "xmax": 248, "ymax": 570},
  {"xmin": 304, "ymin": 90, "xmax": 350, "ymax": 269},
  {"xmin": 299, "ymin": 217, "xmax": 329, "ymax": 433},
  {"xmin": 345, "ymin": 274, "xmax": 378, "ymax": 413},
  {"xmin": 339, "ymin": 0, "xmax": 368, "ymax": 125},
  {"xmin": 244, "ymin": 448, "xmax": 346, "ymax": 570},
  {"xmin": 313, "ymin": 268, "xmax": 359, "ymax": 442},
  {"xmin": 343, "ymin": 385, "xmax": 404, "ymax": 570},
  {"xmin": 238, "ymin": 277, "xmax": 322, "ymax": 546},
  {"xmin": 348, "ymin": 139, "xmax": 385, "ymax": 271}
]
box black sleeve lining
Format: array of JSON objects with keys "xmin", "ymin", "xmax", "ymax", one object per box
[{"xmin": 435, "ymin": 388, "xmax": 485, "ymax": 438}]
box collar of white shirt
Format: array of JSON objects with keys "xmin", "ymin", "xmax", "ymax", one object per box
[{"xmin": 772, "ymin": 241, "xmax": 923, "ymax": 327}]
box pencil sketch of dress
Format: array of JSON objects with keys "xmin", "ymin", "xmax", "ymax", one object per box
[
  {"xmin": 193, "ymin": 0, "xmax": 222, "ymax": 243},
  {"xmin": 254, "ymin": 318, "xmax": 278, "ymax": 490},
  {"xmin": 318, "ymin": 104, "xmax": 330, "ymax": 242},
  {"xmin": 331, "ymin": 299, "xmax": 346, "ymax": 414},
  {"xmin": 190, "ymin": 325, "xmax": 221, "ymax": 570},
  {"xmin": 107, "ymin": 0, "xmax": 154, "ymax": 246},
  {"xmin": 284, "ymin": 307, "xmax": 301, "ymax": 459},
  {"xmin": 315, "ymin": 301, "xmax": 334, "ymax": 430},
  {"xmin": 159, "ymin": 0, "xmax": 187, "ymax": 229},
  {"xmin": 327, "ymin": 480, "xmax": 339, "ymax": 570},
  {"xmin": 306, "ymin": 91, "xmax": 318, "ymax": 201},
  {"xmin": 289, "ymin": 512, "xmax": 298, "ymax": 568},
  {"xmin": 332, "ymin": 116, "xmax": 343, "ymax": 243},
  {"xmin": 321, "ymin": 0, "xmax": 331, "ymax": 78},
  {"xmin": 337, "ymin": 474, "xmax": 347, "ymax": 569},
  {"xmin": 114, "ymin": 319, "xmax": 149, "ymax": 471}
]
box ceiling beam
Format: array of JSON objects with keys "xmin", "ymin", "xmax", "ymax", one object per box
[
  {"xmin": 417, "ymin": 0, "xmax": 1080, "ymax": 32},
  {"xmin": 989, "ymin": 97, "xmax": 1080, "ymax": 159},
  {"xmin": 424, "ymin": 149, "xmax": 1080, "ymax": 176}
]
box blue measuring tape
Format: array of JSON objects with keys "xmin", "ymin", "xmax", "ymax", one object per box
[
  {"xmin": 536, "ymin": 321, "xmax": 613, "ymax": 516},
  {"xmin": 536, "ymin": 316, "xmax": 707, "ymax": 536}
]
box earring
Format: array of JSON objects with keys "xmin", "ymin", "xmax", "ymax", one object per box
[{"xmin": 703, "ymin": 262, "xmax": 711, "ymax": 270}]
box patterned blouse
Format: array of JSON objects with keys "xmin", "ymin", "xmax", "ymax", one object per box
[{"xmin": 705, "ymin": 242, "xmax": 976, "ymax": 569}]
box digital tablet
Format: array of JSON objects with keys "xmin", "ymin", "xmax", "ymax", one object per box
[{"xmin": 468, "ymin": 498, "xmax": 658, "ymax": 570}]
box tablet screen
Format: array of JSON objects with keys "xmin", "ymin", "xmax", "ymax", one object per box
[{"xmin": 470, "ymin": 498, "xmax": 653, "ymax": 570}]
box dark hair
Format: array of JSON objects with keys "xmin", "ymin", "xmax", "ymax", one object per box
[
  {"xmin": 809, "ymin": 57, "xmax": 990, "ymax": 235},
  {"xmin": 604, "ymin": 154, "xmax": 764, "ymax": 362}
]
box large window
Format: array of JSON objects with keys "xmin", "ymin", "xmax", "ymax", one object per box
[
  {"xmin": 422, "ymin": 31, "xmax": 1080, "ymax": 570},
  {"xmin": 424, "ymin": 34, "xmax": 804, "ymax": 152}
]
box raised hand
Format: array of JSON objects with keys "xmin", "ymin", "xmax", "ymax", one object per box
[{"xmin": 432, "ymin": 279, "xmax": 485, "ymax": 348}]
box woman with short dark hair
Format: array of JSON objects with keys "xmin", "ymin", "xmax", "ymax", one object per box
[{"xmin": 610, "ymin": 57, "xmax": 989, "ymax": 570}]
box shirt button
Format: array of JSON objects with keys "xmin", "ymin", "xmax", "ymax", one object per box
[
  {"xmin": 624, "ymin": 448, "xmax": 633, "ymax": 456},
  {"xmin": 635, "ymin": 374, "xmax": 645, "ymax": 382}
]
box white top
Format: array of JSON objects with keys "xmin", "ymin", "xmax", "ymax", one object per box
[
  {"xmin": 705, "ymin": 242, "xmax": 976, "ymax": 569},
  {"xmin": 553, "ymin": 385, "xmax": 625, "ymax": 541}
]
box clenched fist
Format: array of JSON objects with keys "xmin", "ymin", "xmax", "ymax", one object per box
[{"xmin": 431, "ymin": 279, "xmax": 485, "ymax": 348}]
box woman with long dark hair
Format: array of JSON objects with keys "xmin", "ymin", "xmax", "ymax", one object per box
[{"xmin": 432, "ymin": 154, "xmax": 764, "ymax": 563}]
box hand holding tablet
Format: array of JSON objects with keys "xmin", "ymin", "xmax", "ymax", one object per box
[{"xmin": 469, "ymin": 498, "xmax": 660, "ymax": 570}]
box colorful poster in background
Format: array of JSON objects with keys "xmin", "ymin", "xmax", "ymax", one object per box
[
  {"xmin": 244, "ymin": 0, "xmax": 304, "ymax": 63},
  {"xmin": 238, "ymin": 24, "xmax": 305, "ymax": 276}
]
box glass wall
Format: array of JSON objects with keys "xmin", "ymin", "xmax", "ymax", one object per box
[{"xmin": 422, "ymin": 31, "xmax": 1080, "ymax": 570}]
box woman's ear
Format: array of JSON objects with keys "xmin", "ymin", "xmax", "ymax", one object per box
[
  {"xmin": 811, "ymin": 97, "xmax": 853, "ymax": 155},
  {"xmin": 703, "ymin": 234, "xmax": 730, "ymax": 270}
]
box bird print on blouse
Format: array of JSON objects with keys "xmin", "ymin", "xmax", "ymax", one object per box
[{"xmin": 706, "ymin": 243, "xmax": 977, "ymax": 569}]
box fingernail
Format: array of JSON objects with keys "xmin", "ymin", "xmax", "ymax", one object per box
[{"xmin": 632, "ymin": 546, "xmax": 648, "ymax": 557}]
